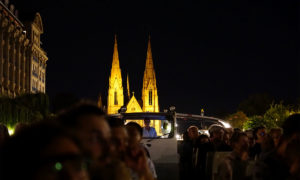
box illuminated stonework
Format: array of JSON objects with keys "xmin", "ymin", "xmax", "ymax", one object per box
[
  {"xmin": 107, "ymin": 36, "xmax": 159, "ymax": 114},
  {"xmin": 126, "ymin": 93, "xmax": 143, "ymax": 113},
  {"xmin": 142, "ymin": 37, "xmax": 159, "ymax": 113},
  {"xmin": 0, "ymin": 1, "xmax": 48, "ymax": 97},
  {"xmin": 107, "ymin": 36, "xmax": 124, "ymax": 114}
]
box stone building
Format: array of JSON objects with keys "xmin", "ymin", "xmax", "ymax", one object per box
[{"xmin": 0, "ymin": 0, "xmax": 48, "ymax": 97}]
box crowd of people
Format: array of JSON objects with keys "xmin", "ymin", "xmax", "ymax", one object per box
[
  {"xmin": 179, "ymin": 114, "xmax": 300, "ymax": 180},
  {"xmin": 0, "ymin": 103, "xmax": 157, "ymax": 180},
  {"xmin": 0, "ymin": 102, "xmax": 299, "ymax": 180}
]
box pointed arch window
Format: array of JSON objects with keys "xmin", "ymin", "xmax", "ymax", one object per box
[
  {"xmin": 114, "ymin": 91, "xmax": 118, "ymax": 105},
  {"xmin": 149, "ymin": 90, "xmax": 153, "ymax": 105}
]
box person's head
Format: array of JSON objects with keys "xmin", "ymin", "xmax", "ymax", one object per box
[
  {"xmin": 284, "ymin": 134, "xmax": 300, "ymax": 179},
  {"xmin": 125, "ymin": 122, "xmax": 143, "ymax": 147},
  {"xmin": 58, "ymin": 103, "xmax": 109, "ymax": 161},
  {"xmin": 223, "ymin": 131, "xmax": 230, "ymax": 145},
  {"xmin": 230, "ymin": 132, "xmax": 249, "ymax": 154},
  {"xmin": 269, "ymin": 128, "xmax": 283, "ymax": 147},
  {"xmin": 14, "ymin": 122, "xmax": 29, "ymax": 135},
  {"xmin": 245, "ymin": 129, "xmax": 255, "ymax": 147},
  {"xmin": 108, "ymin": 117, "xmax": 128, "ymax": 156},
  {"xmin": 209, "ymin": 125, "xmax": 225, "ymax": 142},
  {"xmin": 225, "ymin": 128, "xmax": 234, "ymax": 138},
  {"xmin": 234, "ymin": 128, "xmax": 242, "ymax": 133},
  {"xmin": 282, "ymin": 113, "xmax": 300, "ymax": 139},
  {"xmin": 253, "ymin": 126, "xmax": 266, "ymax": 143},
  {"xmin": 0, "ymin": 123, "xmax": 9, "ymax": 146},
  {"xmin": 187, "ymin": 126, "xmax": 199, "ymax": 140},
  {"xmin": 277, "ymin": 114, "xmax": 300, "ymax": 156},
  {"xmin": 1, "ymin": 122, "xmax": 89, "ymax": 180},
  {"xmin": 261, "ymin": 134, "xmax": 275, "ymax": 153},
  {"xmin": 144, "ymin": 117, "xmax": 151, "ymax": 127},
  {"xmin": 182, "ymin": 131, "xmax": 190, "ymax": 141}
]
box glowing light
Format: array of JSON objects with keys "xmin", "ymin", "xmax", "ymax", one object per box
[
  {"xmin": 203, "ymin": 130, "xmax": 209, "ymax": 135},
  {"xmin": 55, "ymin": 162, "xmax": 63, "ymax": 171},
  {"xmin": 176, "ymin": 134, "xmax": 182, "ymax": 140},
  {"xmin": 8, "ymin": 127, "xmax": 15, "ymax": 135},
  {"xmin": 169, "ymin": 106, "xmax": 176, "ymax": 111},
  {"xmin": 166, "ymin": 123, "xmax": 171, "ymax": 132},
  {"xmin": 175, "ymin": 123, "xmax": 178, "ymax": 127},
  {"xmin": 199, "ymin": 129, "xmax": 209, "ymax": 135},
  {"xmin": 219, "ymin": 120, "xmax": 231, "ymax": 128}
]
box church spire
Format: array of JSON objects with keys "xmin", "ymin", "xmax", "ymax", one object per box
[
  {"xmin": 127, "ymin": 74, "xmax": 130, "ymax": 98},
  {"xmin": 97, "ymin": 93, "xmax": 103, "ymax": 109},
  {"xmin": 142, "ymin": 36, "xmax": 159, "ymax": 112},
  {"xmin": 112, "ymin": 35, "xmax": 120, "ymax": 69},
  {"xmin": 145, "ymin": 36, "xmax": 154, "ymax": 70},
  {"xmin": 107, "ymin": 35, "xmax": 124, "ymax": 114}
]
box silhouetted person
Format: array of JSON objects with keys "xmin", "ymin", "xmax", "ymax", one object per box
[
  {"xmin": 252, "ymin": 114, "xmax": 300, "ymax": 180},
  {"xmin": 209, "ymin": 125, "xmax": 232, "ymax": 151},
  {"xmin": 126, "ymin": 122, "xmax": 156, "ymax": 180},
  {"xmin": 13, "ymin": 122, "xmax": 29, "ymax": 135},
  {"xmin": 0, "ymin": 124, "xmax": 9, "ymax": 149},
  {"xmin": 179, "ymin": 131, "xmax": 193, "ymax": 180},
  {"xmin": 108, "ymin": 117, "xmax": 129, "ymax": 160},
  {"xmin": 194, "ymin": 134, "xmax": 212, "ymax": 179},
  {"xmin": 249, "ymin": 126, "xmax": 266, "ymax": 160},
  {"xmin": 269, "ymin": 128, "xmax": 282, "ymax": 147},
  {"xmin": 217, "ymin": 132, "xmax": 250, "ymax": 180},
  {"xmin": 57, "ymin": 103, "xmax": 110, "ymax": 164}
]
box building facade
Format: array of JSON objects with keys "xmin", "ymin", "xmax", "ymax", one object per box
[
  {"xmin": 0, "ymin": 0, "xmax": 48, "ymax": 97},
  {"xmin": 107, "ymin": 35, "xmax": 159, "ymax": 115}
]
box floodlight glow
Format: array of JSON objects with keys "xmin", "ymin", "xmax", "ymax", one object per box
[
  {"xmin": 219, "ymin": 120, "xmax": 231, "ymax": 128},
  {"xmin": 203, "ymin": 130, "xmax": 209, "ymax": 135},
  {"xmin": 8, "ymin": 127, "xmax": 15, "ymax": 135},
  {"xmin": 176, "ymin": 134, "xmax": 182, "ymax": 140}
]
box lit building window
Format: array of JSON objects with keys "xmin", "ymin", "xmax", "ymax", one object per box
[
  {"xmin": 114, "ymin": 91, "xmax": 118, "ymax": 105},
  {"xmin": 149, "ymin": 90, "xmax": 153, "ymax": 105}
]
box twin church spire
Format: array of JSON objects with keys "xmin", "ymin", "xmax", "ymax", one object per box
[
  {"xmin": 107, "ymin": 35, "xmax": 124, "ymax": 114},
  {"xmin": 107, "ymin": 35, "xmax": 159, "ymax": 114},
  {"xmin": 142, "ymin": 36, "xmax": 159, "ymax": 112}
]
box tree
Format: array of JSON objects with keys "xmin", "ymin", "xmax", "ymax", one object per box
[
  {"xmin": 243, "ymin": 103, "xmax": 292, "ymax": 129},
  {"xmin": 0, "ymin": 93, "xmax": 50, "ymax": 128},
  {"xmin": 243, "ymin": 115, "xmax": 266, "ymax": 130},
  {"xmin": 263, "ymin": 103, "xmax": 290, "ymax": 128},
  {"xmin": 226, "ymin": 111, "xmax": 248, "ymax": 129},
  {"xmin": 238, "ymin": 93, "xmax": 274, "ymax": 116}
]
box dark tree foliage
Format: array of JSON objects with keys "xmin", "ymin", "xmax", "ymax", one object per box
[
  {"xmin": 238, "ymin": 93, "xmax": 274, "ymax": 116},
  {"xmin": 0, "ymin": 93, "xmax": 49, "ymax": 127}
]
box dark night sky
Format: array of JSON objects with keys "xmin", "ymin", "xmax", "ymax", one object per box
[{"xmin": 11, "ymin": 0, "xmax": 299, "ymax": 115}]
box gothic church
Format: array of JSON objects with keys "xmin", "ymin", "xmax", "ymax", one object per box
[{"xmin": 107, "ymin": 36, "xmax": 159, "ymax": 114}]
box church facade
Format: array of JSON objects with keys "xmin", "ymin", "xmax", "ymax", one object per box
[{"xmin": 107, "ymin": 36, "xmax": 159, "ymax": 114}]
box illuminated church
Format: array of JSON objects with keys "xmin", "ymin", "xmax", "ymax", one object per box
[{"xmin": 106, "ymin": 36, "xmax": 159, "ymax": 114}]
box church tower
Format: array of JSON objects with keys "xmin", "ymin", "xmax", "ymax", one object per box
[
  {"xmin": 107, "ymin": 35, "xmax": 124, "ymax": 114},
  {"xmin": 142, "ymin": 37, "xmax": 159, "ymax": 112}
]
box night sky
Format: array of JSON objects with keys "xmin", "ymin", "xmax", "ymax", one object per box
[{"xmin": 12, "ymin": 0, "xmax": 299, "ymax": 115}]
